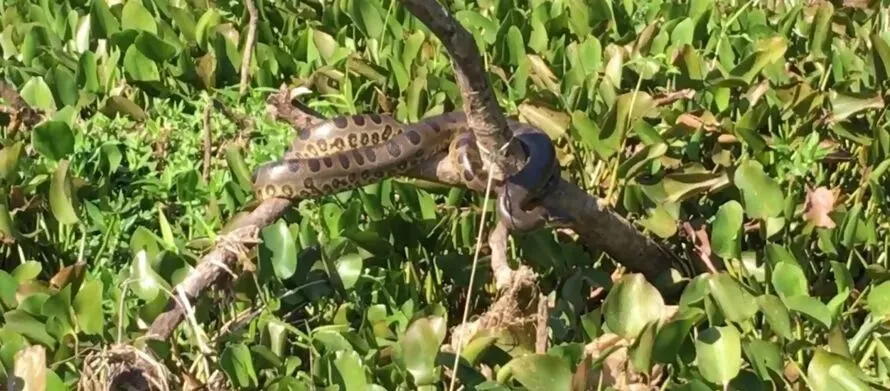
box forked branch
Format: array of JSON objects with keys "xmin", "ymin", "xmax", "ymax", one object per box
[{"xmin": 145, "ymin": 1, "xmax": 681, "ymax": 343}]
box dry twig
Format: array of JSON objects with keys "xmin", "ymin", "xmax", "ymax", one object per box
[
  {"xmin": 202, "ymin": 102, "xmax": 213, "ymax": 183},
  {"xmin": 239, "ymin": 0, "xmax": 259, "ymax": 97}
]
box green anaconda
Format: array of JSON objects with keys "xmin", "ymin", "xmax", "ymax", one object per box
[{"xmin": 251, "ymin": 112, "xmax": 563, "ymax": 231}]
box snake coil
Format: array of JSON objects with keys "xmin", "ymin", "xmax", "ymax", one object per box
[{"xmin": 251, "ymin": 112, "xmax": 563, "ymax": 231}]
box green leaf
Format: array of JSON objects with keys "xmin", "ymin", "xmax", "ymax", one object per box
[
  {"xmin": 755, "ymin": 294, "xmax": 793, "ymax": 339},
  {"xmin": 0, "ymin": 270, "xmax": 19, "ymax": 309},
  {"xmin": 728, "ymin": 36, "xmax": 788, "ymax": 85},
  {"xmin": 829, "ymin": 92, "xmax": 884, "ymax": 123},
  {"xmin": 121, "ymin": 0, "xmax": 157, "ymax": 33},
  {"xmin": 867, "ymin": 281, "xmax": 890, "ymax": 319},
  {"xmin": 73, "ymin": 279, "xmax": 104, "ymax": 335},
  {"xmin": 333, "ymin": 350, "xmax": 368, "ymax": 390},
  {"xmin": 134, "ymin": 31, "xmax": 178, "ymax": 62},
  {"xmin": 261, "ymin": 220, "xmax": 298, "ymax": 280},
  {"xmin": 734, "ymin": 159, "xmax": 784, "ymax": 220},
  {"xmin": 772, "ymin": 261, "xmax": 809, "ymax": 298},
  {"xmin": 12, "ymin": 262, "xmax": 41, "ymax": 282},
  {"xmin": 220, "ymin": 343, "xmax": 258, "ymax": 388},
  {"xmin": 123, "ymin": 45, "xmax": 160, "ymax": 82},
  {"xmin": 603, "ymin": 274, "xmax": 665, "ymax": 339},
  {"xmin": 20, "ymin": 76, "xmax": 56, "ymax": 112},
  {"xmin": 744, "ymin": 340, "xmax": 784, "ymax": 380},
  {"xmin": 77, "ymin": 51, "xmax": 101, "ymax": 93},
  {"xmin": 129, "ymin": 250, "xmax": 168, "ymax": 301},
  {"xmin": 711, "ymin": 201, "xmax": 744, "ymax": 260},
  {"xmin": 872, "ymin": 34, "xmax": 890, "ymax": 86},
  {"xmin": 808, "ymin": 348, "xmax": 872, "ymax": 391},
  {"xmin": 32, "ymin": 121, "xmax": 75, "ymax": 161},
  {"xmin": 90, "ymin": 0, "xmax": 120, "ymax": 37},
  {"xmin": 498, "ymin": 354, "xmax": 573, "ymax": 391},
  {"xmin": 708, "ymin": 273, "xmax": 759, "ymax": 323},
  {"xmin": 695, "ymin": 325, "xmax": 742, "ymax": 385},
  {"xmin": 335, "ymin": 253, "xmax": 362, "ymax": 291},
  {"xmin": 50, "ymin": 66, "xmax": 78, "ymax": 108},
  {"xmin": 505, "ymin": 26, "xmax": 525, "ymax": 66},
  {"xmin": 653, "ymin": 308, "xmax": 704, "ymax": 363},
  {"xmin": 0, "ymin": 141, "xmax": 23, "ymax": 181},
  {"xmin": 3, "ymin": 310, "xmax": 56, "ymax": 348},
  {"xmin": 195, "ymin": 8, "xmax": 221, "ymax": 48},
  {"xmin": 784, "ymin": 295, "xmax": 832, "ymax": 329},
  {"xmin": 48, "ymin": 160, "xmax": 80, "ymax": 225},
  {"xmin": 400, "ymin": 315, "xmax": 446, "ymax": 386},
  {"xmin": 808, "ymin": 2, "xmax": 833, "ymax": 58},
  {"xmin": 169, "ymin": 6, "xmax": 197, "ymax": 42}
]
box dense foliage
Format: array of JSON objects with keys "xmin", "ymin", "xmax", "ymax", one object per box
[{"xmin": 1, "ymin": 0, "xmax": 890, "ymax": 389}]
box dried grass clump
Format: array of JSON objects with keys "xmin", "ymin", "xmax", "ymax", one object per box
[{"xmin": 78, "ymin": 344, "xmax": 171, "ymax": 391}]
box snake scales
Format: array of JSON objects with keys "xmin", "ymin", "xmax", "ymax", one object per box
[{"xmin": 251, "ymin": 112, "xmax": 563, "ymax": 231}]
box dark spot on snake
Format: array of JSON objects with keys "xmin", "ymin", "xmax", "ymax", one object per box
[
  {"xmin": 298, "ymin": 129, "xmax": 312, "ymax": 140},
  {"xmin": 382, "ymin": 125, "xmax": 393, "ymax": 140},
  {"xmin": 352, "ymin": 150, "xmax": 365, "ymax": 165},
  {"xmin": 406, "ymin": 130, "xmax": 422, "ymax": 145},
  {"xmin": 463, "ymin": 169, "xmax": 474, "ymax": 182},
  {"xmin": 317, "ymin": 139, "xmax": 328, "ymax": 153},
  {"xmin": 322, "ymin": 184, "xmax": 333, "ymax": 193},
  {"xmin": 429, "ymin": 121, "xmax": 442, "ymax": 133},
  {"xmin": 308, "ymin": 159, "xmax": 321, "ymax": 172},
  {"xmin": 338, "ymin": 154, "xmax": 351, "ymax": 169},
  {"xmin": 457, "ymin": 137, "xmax": 473, "ymax": 148},
  {"xmin": 386, "ymin": 142, "xmax": 402, "ymax": 157},
  {"xmin": 299, "ymin": 190, "xmax": 310, "ymax": 198},
  {"xmin": 306, "ymin": 144, "xmax": 318, "ymax": 156},
  {"xmin": 348, "ymin": 173, "xmax": 357, "ymax": 183},
  {"xmin": 369, "ymin": 114, "xmax": 383, "ymax": 124},
  {"xmin": 361, "ymin": 170, "xmax": 371, "ymax": 180},
  {"xmin": 353, "ymin": 115, "xmax": 366, "ymax": 126},
  {"xmin": 371, "ymin": 133, "xmax": 380, "ymax": 144},
  {"xmin": 360, "ymin": 133, "xmax": 370, "ymax": 146},
  {"xmin": 334, "ymin": 116, "xmax": 348, "ymax": 128},
  {"xmin": 281, "ymin": 185, "xmax": 295, "ymax": 198},
  {"xmin": 414, "ymin": 150, "xmax": 425, "ymax": 159},
  {"xmin": 397, "ymin": 162, "xmax": 408, "ymax": 171},
  {"xmin": 348, "ymin": 134, "xmax": 359, "ymax": 148},
  {"xmin": 303, "ymin": 178, "xmax": 315, "ymax": 189},
  {"xmin": 264, "ymin": 184, "xmax": 276, "ymax": 196},
  {"xmin": 323, "ymin": 157, "xmax": 334, "ymax": 168},
  {"xmin": 286, "ymin": 160, "xmax": 301, "ymax": 172},
  {"xmin": 365, "ymin": 148, "xmax": 377, "ymax": 162},
  {"xmin": 333, "ymin": 138, "xmax": 346, "ymax": 151}
]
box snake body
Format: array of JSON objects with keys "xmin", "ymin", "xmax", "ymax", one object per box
[{"xmin": 251, "ymin": 112, "xmax": 561, "ymax": 231}]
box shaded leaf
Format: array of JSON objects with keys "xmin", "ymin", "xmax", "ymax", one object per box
[
  {"xmin": 695, "ymin": 325, "xmax": 742, "ymax": 385},
  {"xmin": 604, "ymin": 274, "xmax": 666, "ymax": 339},
  {"xmin": 499, "ymin": 354, "xmax": 573, "ymax": 391},
  {"xmin": 48, "ymin": 160, "xmax": 79, "ymax": 225}
]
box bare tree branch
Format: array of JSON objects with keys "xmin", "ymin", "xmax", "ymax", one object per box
[
  {"xmin": 397, "ymin": 0, "xmax": 526, "ymax": 178},
  {"xmin": 145, "ymin": 0, "xmax": 685, "ymax": 341},
  {"xmin": 397, "ymin": 0, "xmax": 680, "ymax": 279}
]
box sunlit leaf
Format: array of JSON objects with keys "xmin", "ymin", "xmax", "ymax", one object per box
[
  {"xmin": 734, "ymin": 159, "xmax": 784, "ymax": 220},
  {"xmin": 400, "ymin": 315, "xmax": 446, "ymax": 385}
]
